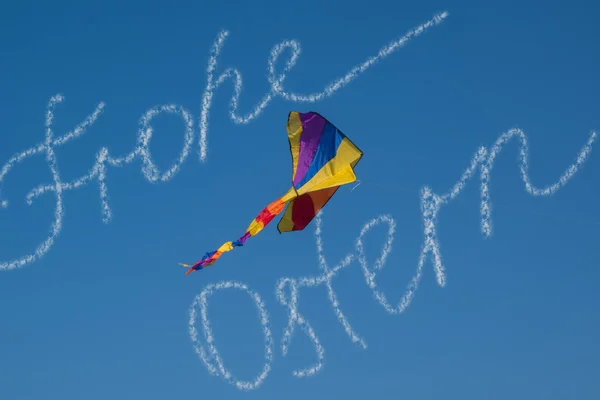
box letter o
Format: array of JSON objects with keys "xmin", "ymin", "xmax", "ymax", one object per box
[
  {"xmin": 188, "ymin": 281, "xmax": 273, "ymax": 391},
  {"xmin": 136, "ymin": 105, "xmax": 194, "ymax": 183}
]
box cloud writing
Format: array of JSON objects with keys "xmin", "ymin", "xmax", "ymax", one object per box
[
  {"xmin": 199, "ymin": 12, "xmax": 448, "ymax": 161},
  {"xmin": 3, "ymin": 8, "xmax": 595, "ymax": 392},
  {"xmin": 0, "ymin": 12, "xmax": 447, "ymax": 271},
  {"xmin": 188, "ymin": 126, "xmax": 596, "ymax": 390}
]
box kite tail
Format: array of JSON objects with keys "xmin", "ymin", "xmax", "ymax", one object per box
[{"xmin": 181, "ymin": 189, "xmax": 296, "ymax": 274}]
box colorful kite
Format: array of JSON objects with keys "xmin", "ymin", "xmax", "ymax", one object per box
[{"xmin": 180, "ymin": 111, "xmax": 363, "ymax": 275}]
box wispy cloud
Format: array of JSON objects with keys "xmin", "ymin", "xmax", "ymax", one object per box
[
  {"xmin": 187, "ymin": 125, "xmax": 597, "ymax": 390},
  {"xmin": 188, "ymin": 281, "xmax": 273, "ymax": 391},
  {"xmin": 198, "ymin": 11, "xmax": 449, "ymax": 161},
  {"xmin": 0, "ymin": 95, "xmax": 105, "ymax": 271}
]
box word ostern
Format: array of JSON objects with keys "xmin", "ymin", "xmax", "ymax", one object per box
[{"xmin": 188, "ymin": 130, "xmax": 595, "ymax": 390}]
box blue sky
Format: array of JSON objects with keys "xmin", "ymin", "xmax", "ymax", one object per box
[{"xmin": 1, "ymin": 0, "xmax": 599, "ymax": 399}]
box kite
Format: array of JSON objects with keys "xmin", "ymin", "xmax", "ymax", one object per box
[{"xmin": 180, "ymin": 111, "xmax": 363, "ymax": 275}]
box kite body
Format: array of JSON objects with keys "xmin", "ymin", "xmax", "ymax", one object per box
[{"xmin": 181, "ymin": 111, "xmax": 362, "ymax": 275}]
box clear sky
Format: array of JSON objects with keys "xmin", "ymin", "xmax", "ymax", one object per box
[{"xmin": 1, "ymin": 0, "xmax": 599, "ymax": 399}]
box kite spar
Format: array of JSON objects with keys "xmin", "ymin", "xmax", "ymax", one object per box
[{"xmin": 180, "ymin": 111, "xmax": 363, "ymax": 275}]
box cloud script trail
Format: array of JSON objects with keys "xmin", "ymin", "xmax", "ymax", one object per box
[{"xmin": 1, "ymin": 9, "xmax": 597, "ymax": 393}]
